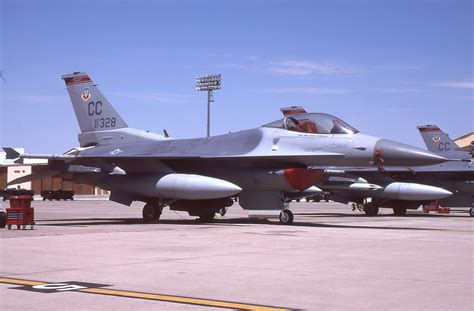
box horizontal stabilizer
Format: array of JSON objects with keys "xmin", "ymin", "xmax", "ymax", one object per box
[{"xmin": 3, "ymin": 147, "xmax": 20, "ymax": 159}]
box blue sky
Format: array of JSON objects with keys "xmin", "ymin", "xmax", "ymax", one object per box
[{"xmin": 1, "ymin": 0, "xmax": 472, "ymax": 153}]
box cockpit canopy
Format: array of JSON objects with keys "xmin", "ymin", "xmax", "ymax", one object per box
[{"xmin": 263, "ymin": 113, "xmax": 359, "ymax": 135}]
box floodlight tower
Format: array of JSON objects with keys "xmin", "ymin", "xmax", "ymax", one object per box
[{"xmin": 196, "ymin": 74, "xmax": 221, "ymax": 137}]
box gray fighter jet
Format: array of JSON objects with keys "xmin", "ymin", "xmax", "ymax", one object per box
[
  {"xmin": 313, "ymin": 124, "xmax": 473, "ymax": 217},
  {"xmin": 417, "ymin": 125, "xmax": 473, "ymax": 215},
  {"xmin": 4, "ymin": 72, "xmax": 448, "ymax": 224}
]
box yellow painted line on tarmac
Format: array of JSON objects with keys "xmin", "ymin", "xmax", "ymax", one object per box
[
  {"xmin": 0, "ymin": 277, "xmax": 44, "ymax": 286},
  {"xmin": 80, "ymin": 287, "xmax": 290, "ymax": 310},
  {"xmin": 0, "ymin": 277, "xmax": 291, "ymax": 310}
]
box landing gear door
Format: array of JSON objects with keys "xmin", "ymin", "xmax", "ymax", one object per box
[{"xmin": 239, "ymin": 190, "xmax": 283, "ymax": 210}]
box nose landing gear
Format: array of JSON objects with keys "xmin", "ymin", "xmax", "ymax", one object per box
[{"xmin": 279, "ymin": 209, "xmax": 294, "ymax": 225}]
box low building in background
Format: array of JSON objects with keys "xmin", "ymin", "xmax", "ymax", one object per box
[{"xmin": 454, "ymin": 132, "xmax": 474, "ymax": 152}]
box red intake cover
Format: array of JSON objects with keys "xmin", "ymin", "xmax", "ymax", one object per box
[{"xmin": 283, "ymin": 168, "xmax": 324, "ymax": 190}]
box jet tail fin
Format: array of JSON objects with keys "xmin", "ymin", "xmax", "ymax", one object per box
[
  {"xmin": 62, "ymin": 72, "xmax": 128, "ymax": 133},
  {"xmin": 62, "ymin": 72, "xmax": 169, "ymax": 147},
  {"xmin": 417, "ymin": 125, "xmax": 458, "ymax": 153}
]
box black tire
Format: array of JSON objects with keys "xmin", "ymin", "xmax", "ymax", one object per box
[
  {"xmin": 279, "ymin": 209, "xmax": 294, "ymax": 225},
  {"xmin": 0, "ymin": 211, "xmax": 6, "ymax": 229},
  {"xmin": 7, "ymin": 224, "xmax": 12, "ymax": 230},
  {"xmin": 142, "ymin": 204, "xmax": 159, "ymax": 223},
  {"xmin": 393, "ymin": 207, "xmax": 407, "ymax": 216},
  {"xmin": 469, "ymin": 207, "xmax": 474, "ymax": 217},
  {"xmin": 364, "ymin": 203, "xmax": 379, "ymax": 216},
  {"xmin": 198, "ymin": 212, "xmax": 215, "ymax": 223}
]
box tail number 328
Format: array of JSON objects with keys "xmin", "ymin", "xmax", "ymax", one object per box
[
  {"xmin": 88, "ymin": 101, "xmax": 117, "ymax": 128},
  {"xmin": 94, "ymin": 117, "xmax": 116, "ymax": 128}
]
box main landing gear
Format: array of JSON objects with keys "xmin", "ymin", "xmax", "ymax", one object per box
[
  {"xmin": 363, "ymin": 202, "xmax": 379, "ymax": 216},
  {"xmin": 196, "ymin": 211, "xmax": 216, "ymax": 223},
  {"xmin": 279, "ymin": 209, "xmax": 294, "ymax": 225},
  {"xmin": 142, "ymin": 203, "xmax": 163, "ymax": 223},
  {"xmin": 393, "ymin": 207, "xmax": 407, "ymax": 216},
  {"xmin": 195, "ymin": 206, "xmax": 228, "ymax": 223}
]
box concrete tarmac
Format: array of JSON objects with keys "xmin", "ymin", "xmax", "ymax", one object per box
[{"xmin": 0, "ymin": 200, "xmax": 473, "ymax": 310}]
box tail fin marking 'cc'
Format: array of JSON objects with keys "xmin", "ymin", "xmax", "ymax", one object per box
[
  {"xmin": 62, "ymin": 72, "xmax": 128, "ymax": 133},
  {"xmin": 417, "ymin": 125, "xmax": 458, "ymax": 153}
]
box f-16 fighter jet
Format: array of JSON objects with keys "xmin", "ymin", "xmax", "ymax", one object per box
[
  {"xmin": 309, "ymin": 123, "xmax": 473, "ymax": 217},
  {"xmin": 4, "ymin": 73, "xmax": 448, "ymax": 224}
]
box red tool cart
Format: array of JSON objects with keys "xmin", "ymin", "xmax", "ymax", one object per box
[{"xmin": 6, "ymin": 195, "xmax": 35, "ymax": 230}]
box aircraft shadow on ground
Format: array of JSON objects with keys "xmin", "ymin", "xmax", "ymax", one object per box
[
  {"xmin": 37, "ymin": 216, "xmax": 445, "ymax": 231},
  {"xmin": 296, "ymin": 212, "xmax": 470, "ymax": 218}
]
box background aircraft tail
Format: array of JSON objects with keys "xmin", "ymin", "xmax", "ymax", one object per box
[
  {"xmin": 62, "ymin": 72, "xmax": 128, "ymax": 133},
  {"xmin": 417, "ymin": 125, "xmax": 458, "ymax": 153}
]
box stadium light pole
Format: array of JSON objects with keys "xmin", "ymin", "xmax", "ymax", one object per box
[{"xmin": 196, "ymin": 74, "xmax": 221, "ymax": 137}]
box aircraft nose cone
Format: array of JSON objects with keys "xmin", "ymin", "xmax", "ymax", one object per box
[{"xmin": 375, "ymin": 139, "xmax": 448, "ymax": 166}]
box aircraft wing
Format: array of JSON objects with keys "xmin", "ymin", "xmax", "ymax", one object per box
[
  {"xmin": 4, "ymin": 147, "xmax": 346, "ymax": 170},
  {"xmin": 9, "ymin": 150, "xmax": 345, "ymax": 161}
]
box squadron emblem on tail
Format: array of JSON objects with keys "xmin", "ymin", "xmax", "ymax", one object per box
[{"xmin": 82, "ymin": 88, "xmax": 90, "ymax": 101}]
